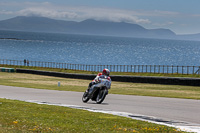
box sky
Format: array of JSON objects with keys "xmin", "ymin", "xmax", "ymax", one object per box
[{"xmin": 0, "ymin": 0, "xmax": 200, "ymax": 34}]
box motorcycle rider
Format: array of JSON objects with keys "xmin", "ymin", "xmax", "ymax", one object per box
[{"xmin": 87, "ymin": 68, "xmax": 111, "ymax": 95}]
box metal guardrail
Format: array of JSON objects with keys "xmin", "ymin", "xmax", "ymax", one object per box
[{"xmin": 1, "ymin": 59, "xmax": 200, "ymax": 75}]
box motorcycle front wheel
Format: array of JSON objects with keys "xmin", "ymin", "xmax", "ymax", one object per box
[
  {"xmin": 96, "ymin": 89, "xmax": 107, "ymax": 104},
  {"xmin": 82, "ymin": 91, "xmax": 90, "ymax": 103}
]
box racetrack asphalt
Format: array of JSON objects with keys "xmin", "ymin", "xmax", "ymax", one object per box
[{"xmin": 0, "ymin": 85, "xmax": 200, "ymax": 132}]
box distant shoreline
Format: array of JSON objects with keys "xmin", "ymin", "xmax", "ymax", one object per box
[{"xmin": 0, "ymin": 38, "xmax": 25, "ymax": 40}]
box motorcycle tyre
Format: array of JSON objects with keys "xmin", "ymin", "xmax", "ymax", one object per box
[
  {"xmin": 96, "ymin": 89, "xmax": 107, "ymax": 104},
  {"xmin": 82, "ymin": 91, "xmax": 90, "ymax": 103}
]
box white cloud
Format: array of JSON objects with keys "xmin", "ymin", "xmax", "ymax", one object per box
[
  {"xmin": 152, "ymin": 21, "xmax": 174, "ymax": 27},
  {"xmin": 16, "ymin": 8, "xmax": 78, "ymax": 19},
  {"xmin": 0, "ymin": 10, "xmax": 13, "ymax": 15},
  {"xmin": 0, "ymin": 1, "xmax": 151, "ymax": 24},
  {"xmin": 19, "ymin": 7, "xmax": 151, "ymax": 24},
  {"xmin": 70, "ymin": 7, "xmax": 151, "ymax": 24},
  {"xmin": 0, "ymin": 1, "xmax": 195, "ymax": 26}
]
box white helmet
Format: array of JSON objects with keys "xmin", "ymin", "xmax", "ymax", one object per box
[{"xmin": 102, "ymin": 68, "xmax": 110, "ymax": 76}]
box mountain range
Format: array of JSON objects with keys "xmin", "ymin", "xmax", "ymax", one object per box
[{"xmin": 0, "ymin": 16, "xmax": 200, "ymax": 41}]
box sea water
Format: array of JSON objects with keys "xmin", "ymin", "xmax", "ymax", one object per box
[{"xmin": 0, "ymin": 30, "xmax": 200, "ymax": 66}]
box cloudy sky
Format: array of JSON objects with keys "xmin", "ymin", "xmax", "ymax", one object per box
[{"xmin": 0, "ymin": 0, "xmax": 200, "ymax": 34}]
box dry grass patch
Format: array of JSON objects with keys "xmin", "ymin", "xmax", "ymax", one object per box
[{"xmin": 12, "ymin": 79, "xmax": 88, "ymax": 87}]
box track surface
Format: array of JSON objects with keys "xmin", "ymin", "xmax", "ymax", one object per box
[{"xmin": 0, "ymin": 85, "xmax": 200, "ymax": 125}]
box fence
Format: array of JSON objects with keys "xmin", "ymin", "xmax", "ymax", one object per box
[{"xmin": 1, "ymin": 59, "xmax": 200, "ymax": 75}]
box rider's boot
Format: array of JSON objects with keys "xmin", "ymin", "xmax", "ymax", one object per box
[
  {"xmin": 88, "ymin": 86, "xmax": 95, "ymax": 98},
  {"xmin": 86, "ymin": 82, "xmax": 93, "ymax": 93},
  {"xmin": 86, "ymin": 86, "xmax": 90, "ymax": 93}
]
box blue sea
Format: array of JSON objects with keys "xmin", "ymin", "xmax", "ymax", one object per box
[{"xmin": 0, "ymin": 30, "xmax": 200, "ymax": 66}]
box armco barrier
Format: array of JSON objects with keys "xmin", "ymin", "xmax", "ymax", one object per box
[
  {"xmin": 16, "ymin": 69, "xmax": 95, "ymax": 80},
  {"xmin": 0, "ymin": 67, "xmax": 15, "ymax": 72},
  {"xmin": 110, "ymin": 75, "xmax": 200, "ymax": 86},
  {"xmin": 16, "ymin": 69, "xmax": 200, "ymax": 86}
]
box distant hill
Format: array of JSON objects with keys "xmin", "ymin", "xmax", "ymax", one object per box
[
  {"xmin": 0, "ymin": 16, "xmax": 75, "ymax": 33},
  {"xmin": 0, "ymin": 16, "xmax": 200, "ymax": 41}
]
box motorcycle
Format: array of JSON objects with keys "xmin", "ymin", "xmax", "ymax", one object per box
[{"xmin": 82, "ymin": 76, "xmax": 111, "ymax": 104}]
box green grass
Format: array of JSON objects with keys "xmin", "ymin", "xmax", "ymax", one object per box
[
  {"xmin": 0, "ymin": 98, "xmax": 186, "ymax": 133},
  {"xmin": 1, "ymin": 64, "xmax": 200, "ymax": 78},
  {"xmin": 1, "ymin": 72, "xmax": 200, "ymax": 99}
]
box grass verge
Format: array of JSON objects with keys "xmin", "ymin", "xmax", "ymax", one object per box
[
  {"xmin": 1, "ymin": 72, "xmax": 200, "ymax": 99},
  {"xmin": 0, "ymin": 98, "xmax": 186, "ymax": 133}
]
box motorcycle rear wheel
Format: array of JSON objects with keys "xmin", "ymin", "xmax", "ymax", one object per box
[
  {"xmin": 82, "ymin": 91, "xmax": 90, "ymax": 103},
  {"xmin": 96, "ymin": 89, "xmax": 107, "ymax": 104}
]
